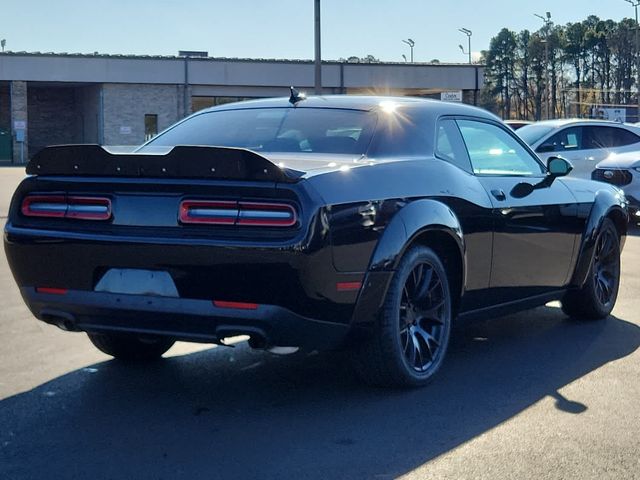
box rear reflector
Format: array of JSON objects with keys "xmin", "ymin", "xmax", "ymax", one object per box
[
  {"xmin": 213, "ymin": 300, "xmax": 259, "ymax": 310},
  {"xmin": 336, "ymin": 281, "xmax": 362, "ymax": 292},
  {"xmin": 35, "ymin": 287, "xmax": 68, "ymax": 295},
  {"xmin": 180, "ymin": 199, "xmax": 297, "ymax": 227},
  {"xmin": 22, "ymin": 195, "xmax": 112, "ymax": 221}
]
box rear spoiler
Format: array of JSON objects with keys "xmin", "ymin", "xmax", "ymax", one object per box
[{"xmin": 26, "ymin": 145, "xmax": 303, "ymax": 183}]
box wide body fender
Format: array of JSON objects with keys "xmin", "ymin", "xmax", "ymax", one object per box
[
  {"xmin": 352, "ymin": 199, "xmax": 465, "ymax": 326},
  {"xmin": 570, "ymin": 188, "xmax": 627, "ymax": 288}
]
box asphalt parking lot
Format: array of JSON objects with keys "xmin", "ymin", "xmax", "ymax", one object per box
[{"xmin": 0, "ymin": 166, "xmax": 639, "ymax": 479}]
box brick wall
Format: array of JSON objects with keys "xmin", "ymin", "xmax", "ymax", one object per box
[
  {"xmin": 27, "ymin": 86, "xmax": 82, "ymax": 156},
  {"xmin": 102, "ymin": 84, "xmax": 184, "ymax": 146}
]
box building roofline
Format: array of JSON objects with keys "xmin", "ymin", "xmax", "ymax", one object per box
[{"xmin": 0, "ymin": 51, "xmax": 484, "ymax": 67}]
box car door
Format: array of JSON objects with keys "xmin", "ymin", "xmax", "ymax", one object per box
[
  {"xmin": 535, "ymin": 126, "xmax": 585, "ymax": 168},
  {"xmin": 456, "ymin": 119, "xmax": 580, "ymax": 303}
]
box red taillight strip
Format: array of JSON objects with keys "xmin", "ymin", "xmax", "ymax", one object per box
[
  {"xmin": 237, "ymin": 202, "xmax": 297, "ymax": 227},
  {"xmin": 35, "ymin": 287, "xmax": 68, "ymax": 295},
  {"xmin": 213, "ymin": 300, "xmax": 259, "ymax": 310},
  {"xmin": 67, "ymin": 196, "xmax": 112, "ymax": 220},
  {"xmin": 21, "ymin": 195, "xmax": 67, "ymax": 218},
  {"xmin": 21, "ymin": 195, "xmax": 112, "ymax": 221},
  {"xmin": 179, "ymin": 200, "xmax": 297, "ymax": 227},
  {"xmin": 179, "ymin": 200, "xmax": 238, "ymax": 225}
]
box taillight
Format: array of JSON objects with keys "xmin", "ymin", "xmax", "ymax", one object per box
[
  {"xmin": 237, "ymin": 202, "xmax": 297, "ymax": 227},
  {"xmin": 179, "ymin": 200, "xmax": 238, "ymax": 225},
  {"xmin": 21, "ymin": 195, "xmax": 112, "ymax": 221},
  {"xmin": 179, "ymin": 200, "xmax": 297, "ymax": 227}
]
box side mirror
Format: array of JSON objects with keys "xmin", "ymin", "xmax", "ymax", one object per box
[
  {"xmin": 536, "ymin": 143, "xmax": 555, "ymax": 153},
  {"xmin": 547, "ymin": 156, "xmax": 573, "ymax": 178}
]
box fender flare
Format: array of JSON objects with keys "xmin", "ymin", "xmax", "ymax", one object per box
[
  {"xmin": 570, "ymin": 189, "xmax": 627, "ymax": 288},
  {"xmin": 352, "ymin": 199, "xmax": 466, "ymax": 325}
]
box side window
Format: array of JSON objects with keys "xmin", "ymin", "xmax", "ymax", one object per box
[
  {"xmin": 457, "ymin": 120, "xmax": 545, "ymax": 176},
  {"xmin": 584, "ymin": 126, "xmax": 640, "ymax": 149},
  {"xmin": 539, "ymin": 126, "xmax": 583, "ymax": 152},
  {"xmin": 435, "ymin": 119, "xmax": 472, "ymax": 172}
]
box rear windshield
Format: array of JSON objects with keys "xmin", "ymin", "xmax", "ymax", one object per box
[
  {"xmin": 516, "ymin": 124, "xmax": 555, "ymax": 146},
  {"xmin": 140, "ymin": 107, "xmax": 376, "ymax": 155}
]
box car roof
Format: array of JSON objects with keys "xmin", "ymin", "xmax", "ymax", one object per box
[
  {"xmin": 201, "ymin": 94, "xmax": 500, "ymax": 121},
  {"xmin": 532, "ymin": 118, "xmax": 635, "ymax": 128}
]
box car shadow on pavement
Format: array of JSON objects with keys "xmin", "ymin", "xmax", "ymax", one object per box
[{"xmin": 1, "ymin": 306, "xmax": 639, "ymax": 480}]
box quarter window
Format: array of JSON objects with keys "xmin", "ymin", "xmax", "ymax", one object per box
[
  {"xmin": 435, "ymin": 119, "xmax": 472, "ymax": 172},
  {"xmin": 457, "ymin": 120, "xmax": 544, "ymax": 176}
]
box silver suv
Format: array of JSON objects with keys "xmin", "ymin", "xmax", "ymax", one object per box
[{"xmin": 517, "ymin": 120, "xmax": 640, "ymax": 178}]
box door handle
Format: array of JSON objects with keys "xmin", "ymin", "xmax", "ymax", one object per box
[{"xmin": 491, "ymin": 189, "xmax": 506, "ymax": 201}]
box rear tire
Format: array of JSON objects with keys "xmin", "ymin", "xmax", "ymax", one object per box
[
  {"xmin": 87, "ymin": 332, "xmax": 175, "ymax": 361},
  {"xmin": 561, "ymin": 218, "xmax": 620, "ymax": 320},
  {"xmin": 351, "ymin": 246, "xmax": 452, "ymax": 388}
]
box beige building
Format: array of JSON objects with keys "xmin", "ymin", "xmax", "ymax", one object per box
[{"xmin": 0, "ymin": 52, "xmax": 484, "ymax": 164}]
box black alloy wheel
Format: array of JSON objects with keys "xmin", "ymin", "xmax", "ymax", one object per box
[
  {"xmin": 399, "ymin": 262, "xmax": 448, "ymax": 373},
  {"xmin": 592, "ymin": 225, "xmax": 619, "ymax": 307},
  {"xmin": 351, "ymin": 246, "xmax": 452, "ymax": 387}
]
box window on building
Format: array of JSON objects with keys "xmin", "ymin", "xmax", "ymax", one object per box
[{"xmin": 145, "ymin": 114, "xmax": 158, "ymax": 141}]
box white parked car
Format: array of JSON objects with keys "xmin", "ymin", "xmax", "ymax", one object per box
[
  {"xmin": 593, "ymin": 151, "xmax": 640, "ymax": 222},
  {"xmin": 517, "ymin": 119, "xmax": 640, "ymax": 178}
]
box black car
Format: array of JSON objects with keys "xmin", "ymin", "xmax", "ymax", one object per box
[{"xmin": 4, "ymin": 95, "xmax": 628, "ymax": 387}]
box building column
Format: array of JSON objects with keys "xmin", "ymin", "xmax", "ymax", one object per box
[{"xmin": 10, "ymin": 81, "xmax": 28, "ymax": 164}]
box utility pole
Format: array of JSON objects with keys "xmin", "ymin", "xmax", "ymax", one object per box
[
  {"xmin": 458, "ymin": 28, "xmax": 472, "ymax": 64},
  {"xmin": 535, "ymin": 12, "xmax": 553, "ymax": 119},
  {"xmin": 625, "ymin": 0, "xmax": 640, "ymax": 121},
  {"xmin": 402, "ymin": 39, "xmax": 415, "ymax": 63},
  {"xmin": 314, "ymin": 0, "xmax": 322, "ymax": 95}
]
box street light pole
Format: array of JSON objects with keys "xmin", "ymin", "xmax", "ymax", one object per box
[
  {"xmin": 314, "ymin": 0, "xmax": 322, "ymax": 95},
  {"xmin": 402, "ymin": 39, "xmax": 415, "ymax": 63},
  {"xmin": 458, "ymin": 28, "xmax": 472, "ymax": 64},
  {"xmin": 625, "ymin": 0, "xmax": 640, "ymax": 121},
  {"xmin": 535, "ymin": 12, "xmax": 553, "ymax": 119}
]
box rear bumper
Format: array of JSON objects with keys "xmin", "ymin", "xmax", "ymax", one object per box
[{"xmin": 22, "ymin": 287, "xmax": 350, "ymax": 350}]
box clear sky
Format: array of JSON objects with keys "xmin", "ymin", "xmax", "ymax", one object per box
[{"xmin": 0, "ymin": 1, "xmax": 636, "ymax": 63}]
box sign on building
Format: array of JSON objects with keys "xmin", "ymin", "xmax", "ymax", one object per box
[{"xmin": 440, "ymin": 91, "xmax": 463, "ymax": 103}]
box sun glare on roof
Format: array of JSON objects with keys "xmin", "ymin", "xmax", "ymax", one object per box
[{"xmin": 379, "ymin": 101, "xmax": 399, "ymax": 113}]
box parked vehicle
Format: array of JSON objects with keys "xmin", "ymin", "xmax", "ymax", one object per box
[
  {"xmin": 3, "ymin": 96, "xmax": 628, "ymax": 387},
  {"xmin": 504, "ymin": 120, "xmax": 533, "ymax": 130},
  {"xmin": 517, "ymin": 119, "xmax": 640, "ymax": 178},
  {"xmin": 593, "ymin": 151, "xmax": 640, "ymax": 222}
]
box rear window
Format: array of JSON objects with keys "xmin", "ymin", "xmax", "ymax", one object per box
[
  {"xmin": 139, "ymin": 107, "xmax": 376, "ymax": 155},
  {"xmin": 517, "ymin": 124, "xmax": 555, "ymax": 146}
]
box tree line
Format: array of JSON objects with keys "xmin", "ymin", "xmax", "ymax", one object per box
[{"xmin": 481, "ymin": 15, "xmax": 639, "ymax": 120}]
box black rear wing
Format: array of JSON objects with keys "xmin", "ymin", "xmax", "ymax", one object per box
[{"xmin": 26, "ymin": 145, "xmax": 302, "ymax": 183}]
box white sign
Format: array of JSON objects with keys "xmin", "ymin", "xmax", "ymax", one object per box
[
  {"xmin": 594, "ymin": 108, "xmax": 626, "ymax": 123},
  {"xmin": 119, "ymin": 126, "xmax": 132, "ymax": 135},
  {"xmin": 440, "ymin": 91, "xmax": 463, "ymax": 103},
  {"xmin": 13, "ymin": 120, "xmax": 26, "ymax": 130}
]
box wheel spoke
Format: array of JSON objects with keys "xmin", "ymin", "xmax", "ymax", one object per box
[
  {"xmin": 414, "ymin": 265, "xmax": 433, "ymax": 301},
  {"xmin": 414, "ymin": 325, "xmax": 437, "ymax": 362}
]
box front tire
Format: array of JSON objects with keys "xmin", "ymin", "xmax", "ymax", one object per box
[
  {"xmin": 352, "ymin": 246, "xmax": 452, "ymax": 387},
  {"xmin": 87, "ymin": 332, "xmax": 175, "ymax": 361},
  {"xmin": 562, "ymin": 218, "xmax": 621, "ymax": 320}
]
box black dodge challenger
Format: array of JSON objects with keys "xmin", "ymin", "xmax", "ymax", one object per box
[{"xmin": 4, "ymin": 95, "xmax": 628, "ymax": 387}]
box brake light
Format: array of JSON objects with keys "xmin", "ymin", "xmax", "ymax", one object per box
[
  {"xmin": 21, "ymin": 195, "xmax": 112, "ymax": 221},
  {"xmin": 237, "ymin": 202, "xmax": 297, "ymax": 227},
  {"xmin": 179, "ymin": 200, "xmax": 297, "ymax": 227},
  {"xmin": 179, "ymin": 200, "xmax": 238, "ymax": 225}
]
